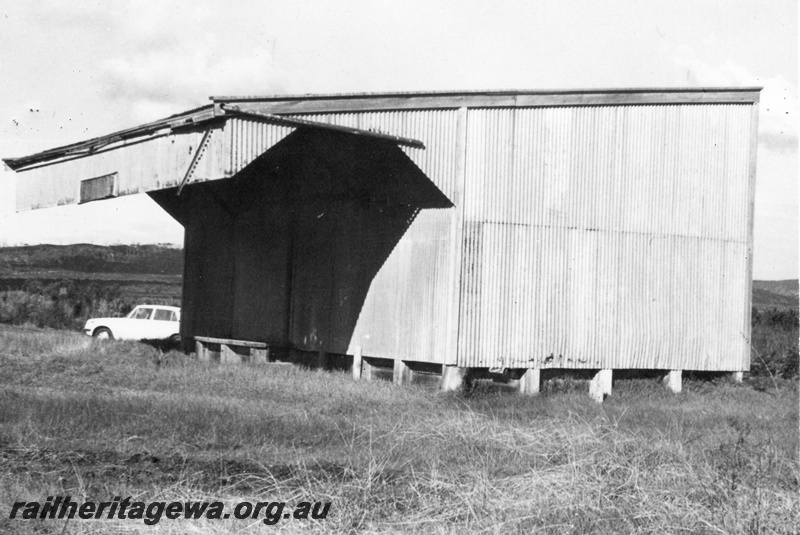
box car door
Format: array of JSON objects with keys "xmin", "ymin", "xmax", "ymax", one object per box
[
  {"xmin": 112, "ymin": 306, "xmax": 138, "ymax": 339},
  {"xmin": 152, "ymin": 308, "xmax": 177, "ymax": 339},
  {"xmin": 128, "ymin": 306, "xmax": 154, "ymax": 339}
]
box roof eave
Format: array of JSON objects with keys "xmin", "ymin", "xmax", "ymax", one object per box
[
  {"xmin": 3, "ymin": 105, "xmax": 216, "ymax": 172},
  {"xmin": 210, "ymin": 86, "xmax": 764, "ymax": 103},
  {"xmin": 4, "ymin": 87, "xmax": 763, "ymax": 172}
]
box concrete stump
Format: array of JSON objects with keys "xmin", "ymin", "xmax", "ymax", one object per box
[
  {"xmin": 441, "ymin": 365, "xmax": 465, "ymax": 392},
  {"xmin": 352, "ymin": 347, "xmax": 363, "ymax": 380},
  {"xmin": 518, "ymin": 368, "xmax": 541, "ymax": 396},
  {"xmin": 251, "ymin": 348, "xmax": 268, "ymax": 364},
  {"xmin": 393, "ymin": 360, "xmax": 414, "ymax": 385},
  {"xmin": 221, "ymin": 344, "xmax": 242, "ymax": 364},
  {"xmin": 589, "ymin": 369, "xmax": 613, "ymax": 402},
  {"xmin": 662, "ymin": 370, "xmax": 682, "ymax": 393}
]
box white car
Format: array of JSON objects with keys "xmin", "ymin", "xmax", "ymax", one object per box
[{"xmin": 84, "ymin": 305, "xmax": 181, "ymax": 342}]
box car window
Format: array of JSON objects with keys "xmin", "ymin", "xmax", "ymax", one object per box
[
  {"xmin": 153, "ymin": 309, "xmax": 173, "ymax": 321},
  {"xmin": 132, "ymin": 307, "xmax": 153, "ymax": 320},
  {"xmin": 170, "ymin": 311, "xmax": 178, "ymax": 322}
]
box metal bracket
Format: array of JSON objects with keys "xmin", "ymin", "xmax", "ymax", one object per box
[
  {"xmin": 177, "ymin": 126, "xmax": 214, "ymax": 196},
  {"xmin": 488, "ymin": 356, "xmax": 506, "ymax": 375}
]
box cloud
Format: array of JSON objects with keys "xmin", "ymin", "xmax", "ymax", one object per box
[
  {"xmin": 99, "ymin": 44, "xmax": 297, "ymax": 124},
  {"xmin": 759, "ymin": 130, "xmax": 798, "ymax": 152},
  {"xmin": 671, "ymin": 45, "xmax": 798, "ymax": 154},
  {"xmin": 27, "ymin": 1, "xmax": 298, "ymax": 125}
]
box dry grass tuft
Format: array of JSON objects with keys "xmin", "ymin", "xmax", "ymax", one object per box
[{"xmin": 0, "ymin": 324, "xmax": 797, "ymax": 534}]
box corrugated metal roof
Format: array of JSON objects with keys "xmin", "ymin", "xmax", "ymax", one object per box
[
  {"xmin": 3, "ymin": 101, "xmax": 429, "ymax": 172},
  {"xmin": 3, "ymin": 105, "xmax": 217, "ymax": 171},
  {"xmin": 211, "ymin": 88, "xmax": 761, "ymax": 115},
  {"xmin": 5, "ymin": 88, "xmax": 761, "ymax": 172},
  {"xmin": 210, "ymin": 87, "xmax": 763, "ymax": 102}
]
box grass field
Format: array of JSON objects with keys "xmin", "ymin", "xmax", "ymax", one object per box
[{"xmin": 0, "ymin": 324, "xmax": 798, "ymax": 534}]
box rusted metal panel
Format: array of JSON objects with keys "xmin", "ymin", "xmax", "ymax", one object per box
[{"xmin": 458, "ymin": 104, "xmax": 754, "ymax": 371}]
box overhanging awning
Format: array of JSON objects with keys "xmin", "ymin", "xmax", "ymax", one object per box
[
  {"xmin": 3, "ymin": 104, "xmax": 425, "ymax": 173},
  {"xmin": 3, "ymin": 103, "xmax": 429, "ymax": 212},
  {"xmin": 3, "ymin": 105, "xmax": 218, "ymax": 172},
  {"xmin": 149, "ymin": 127, "xmax": 451, "ymax": 226}
]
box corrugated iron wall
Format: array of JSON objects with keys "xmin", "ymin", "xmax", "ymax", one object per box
[
  {"xmin": 340, "ymin": 110, "xmax": 463, "ymax": 363},
  {"xmin": 184, "ymin": 111, "xmax": 464, "ymax": 364},
  {"xmin": 221, "ymin": 111, "xmax": 462, "ymax": 200},
  {"xmin": 284, "ymin": 110, "xmax": 463, "ymax": 364},
  {"xmin": 16, "ymin": 129, "xmax": 216, "ymax": 211},
  {"xmin": 458, "ymin": 104, "xmax": 753, "ymax": 371},
  {"xmin": 15, "ymin": 118, "xmax": 299, "ymax": 211},
  {"xmin": 14, "ymin": 96, "xmax": 756, "ymax": 372}
]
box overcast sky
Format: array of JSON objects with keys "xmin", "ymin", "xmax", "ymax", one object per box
[{"xmin": 0, "ymin": 0, "xmax": 796, "ymax": 279}]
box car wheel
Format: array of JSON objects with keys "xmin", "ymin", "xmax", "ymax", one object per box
[
  {"xmin": 169, "ymin": 334, "xmax": 181, "ymax": 346},
  {"xmin": 93, "ymin": 328, "xmax": 114, "ymax": 340}
]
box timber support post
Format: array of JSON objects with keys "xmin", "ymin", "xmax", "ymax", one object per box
[
  {"xmin": 221, "ymin": 344, "xmax": 242, "ymax": 364},
  {"xmin": 441, "ymin": 365, "xmax": 465, "ymax": 392},
  {"xmin": 662, "ymin": 370, "xmax": 682, "ymax": 393},
  {"xmin": 194, "ymin": 336, "xmax": 266, "ymax": 364},
  {"xmin": 362, "ymin": 356, "xmax": 374, "ymax": 382},
  {"xmin": 317, "ymin": 350, "xmax": 329, "ymax": 370},
  {"xmin": 251, "ymin": 347, "xmax": 268, "ymax": 364},
  {"xmin": 518, "ymin": 368, "xmax": 541, "ymax": 395},
  {"xmin": 352, "ymin": 346, "xmax": 363, "ymax": 380},
  {"xmin": 196, "ymin": 340, "xmax": 208, "ymax": 362},
  {"xmin": 589, "ymin": 369, "xmax": 613, "ymax": 402},
  {"xmin": 196, "ymin": 340, "xmax": 221, "ymax": 363},
  {"xmin": 393, "ymin": 360, "xmax": 414, "ymax": 385}
]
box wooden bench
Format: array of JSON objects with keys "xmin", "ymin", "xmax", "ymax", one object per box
[{"xmin": 194, "ymin": 336, "xmax": 269, "ymax": 364}]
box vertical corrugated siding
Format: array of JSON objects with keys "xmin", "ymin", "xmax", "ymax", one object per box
[
  {"xmin": 321, "ymin": 110, "xmax": 462, "ymax": 363},
  {"xmin": 16, "ymin": 100, "xmax": 755, "ymax": 372},
  {"xmin": 219, "ymin": 110, "xmax": 463, "ymax": 363},
  {"xmin": 218, "ymin": 118, "xmax": 294, "ymax": 178},
  {"xmin": 345, "ymin": 110, "xmax": 460, "ymax": 362},
  {"xmin": 16, "ymin": 130, "xmax": 214, "ymax": 210},
  {"xmin": 220, "ymin": 111, "xmax": 462, "ymax": 200},
  {"xmin": 459, "ymin": 104, "xmax": 753, "ymax": 371}
]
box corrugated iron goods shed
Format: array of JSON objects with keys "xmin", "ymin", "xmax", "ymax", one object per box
[{"xmin": 4, "ymin": 88, "xmax": 760, "ymax": 398}]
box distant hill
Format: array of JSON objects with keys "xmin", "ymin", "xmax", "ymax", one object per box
[
  {"xmin": 0, "ymin": 244, "xmax": 183, "ymax": 306},
  {"xmin": 752, "ymin": 280, "xmax": 799, "ymax": 310},
  {"xmin": 0, "ymin": 244, "xmax": 795, "ymax": 311},
  {"xmin": 0, "ymin": 244, "xmax": 183, "ymax": 275}
]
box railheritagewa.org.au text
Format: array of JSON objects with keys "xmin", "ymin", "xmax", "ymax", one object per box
[{"xmin": 9, "ymin": 496, "xmax": 331, "ymax": 526}]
